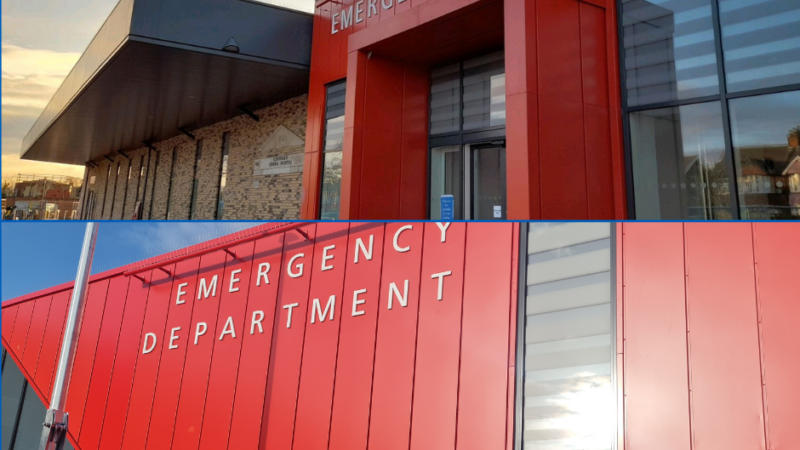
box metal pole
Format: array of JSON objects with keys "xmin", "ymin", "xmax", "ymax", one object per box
[{"xmin": 39, "ymin": 222, "xmax": 98, "ymax": 450}]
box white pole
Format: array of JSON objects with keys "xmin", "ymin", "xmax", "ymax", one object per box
[{"xmin": 39, "ymin": 222, "xmax": 98, "ymax": 450}]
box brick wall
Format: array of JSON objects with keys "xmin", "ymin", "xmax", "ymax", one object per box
[{"xmin": 81, "ymin": 94, "xmax": 307, "ymax": 220}]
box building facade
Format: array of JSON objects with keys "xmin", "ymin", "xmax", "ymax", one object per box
[{"xmin": 3, "ymin": 221, "xmax": 799, "ymax": 450}]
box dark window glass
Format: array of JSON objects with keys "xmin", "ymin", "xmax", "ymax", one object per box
[
  {"xmin": 719, "ymin": 0, "xmax": 800, "ymax": 93},
  {"xmin": 13, "ymin": 383, "xmax": 47, "ymax": 450},
  {"xmin": 190, "ymin": 140, "xmax": 203, "ymax": 220},
  {"xmin": 462, "ymin": 51, "xmax": 505, "ymax": 131},
  {"xmin": 621, "ymin": 0, "xmax": 719, "ymax": 106},
  {"xmin": 730, "ymin": 91, "xmax": 800, "ymax": 219},
  {"xmin": 101, "ymin": 164, "xmax": 112, "ymax": 218},
  {"xmin": 109, "ymin": 162, "xmax": 121, "ymax": 219},
  {"xmin": 2, "ymin": 361, "xmax": 26, "ymax": 450},
  {"xmin": 166, "ymin": 148, "xmax": 178, "ymax": 220},
  {"xmin": 631, "ymin": 101, "xmax": 732, "ymax": 219},
  {"xmin": 430, "ymin": 63, "xmax": 460, "ymax": 135},
  {"xmin": 320, "ymin": 81, "xmax": 346, "ymax": 220},
  {"xmin": 523, "ymin": 223, "xmax": 614, "ymax": 450},
  {"xmin": 216, "ymin": 134, "xmax": 230, "ymax": 220}
]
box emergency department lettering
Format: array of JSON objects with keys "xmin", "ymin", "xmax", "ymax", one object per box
[
  {"xmin": 331, "ymin": 0, "xmax": 408, "ymax": 34},
  {"xmin": 142, "ymin": 223, "xmax": 454, "ymax": 354}
]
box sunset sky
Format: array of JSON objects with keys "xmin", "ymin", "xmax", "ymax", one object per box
[{"xmin": 1, "ymin": 0, "xmax": 312, "ymax": 182}]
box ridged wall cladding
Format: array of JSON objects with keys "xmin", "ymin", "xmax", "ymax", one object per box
[{"xmin": 81, "ymin": 94, "xmax": 308, "ymax": 220}]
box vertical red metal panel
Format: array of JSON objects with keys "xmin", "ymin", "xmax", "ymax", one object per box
[
  {"xmin": 2, "ymin": 304, "xmax": 19, "ymax": 344},
  {"xmin": 22, "ymin": 296, "xmax": 52, "ymax": 378},
  {"xmin": 399, "ymin": 64, "xmax": 429, "ymax": 220},
  {"xmin": 98, "ymin": 272, "xmax": 152, "ymax": 450},
  {"xmin": 408, "ymin": 223, "xmax": 466, "ymax": 450},
  {"xmin": 752, "ymin": 223, "xmax": 800, "ymax": 449},
  {"xmin": 579, "ymin": 2, "xmax": 609, "ymax": 107},
  {"xmin": 34, "ymin": 290, "xmax": 71, "ymax": 400},
  {"xmin": 293, "ymin": 223, "xmax": 351, "ymax": 450},
  {"xmin": 77, "ymin": 276, "xmax": 130, "ymax": 446},
  {"xmin": 684, "ymin": 223, "xmax": 766, "ymax": 450},
  {"xmin": 367, "ymin": 222, "xmax": 424, "ymax": 450},
  {"xmin": 259, "ymin": 224, "xmax": 318, "ymax": 450},
  {"xmin": 198, "ymin": 241, "xmax": 257, "ymax": 450},
  {"xmin": 622, "ymin": 223, "xmax": 691, "ymax": 450},
  {"xmin": 171, "ymin": 250, "xmax": 229, "ymax": 450},
  {"xmin": 455, "ymin": 222, "xmax": 512, "ymax": 450},
  {"xmin": 64, "ymin": 279, "xmax": 110, "ymax": 440},
  {"xmin": 327, "ymin": 223, "xmax": 386, "ymax": 450},
  {"xmin": 121, "ymin": 267, "xmax": 175, "ymax": 450},
  {"xmin": 9, "ymin": 300, "xmax": 34, "ymax": 358},
  {"xmin": 144, "ymin": 258, "xmax": 203, "ymax": 449},
  {"xmin": 504, "ymin": 223, "xmax": 520, "ymax": 450},
  {"xmin": 227, "ymin": 234, "xmax": 286, "ymax": 449}
]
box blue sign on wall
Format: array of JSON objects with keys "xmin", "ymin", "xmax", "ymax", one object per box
[{"xmin": 440, "ymin": 195, "xmax": 454, "ymax": 221}]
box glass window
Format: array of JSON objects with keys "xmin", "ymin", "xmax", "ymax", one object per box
[
  {"xmin": 462, "ymin": 51, "xmax": 506, "ymax": 130},
  {"xmin": 630, "ymin": 101, "xmax": 733, "ymax": 219},
  {"xmin": 12, "ymin": 386, "xmax": 47, "ymax": 450},
  {"xmin": 730, "ymin": 91, "xmax": 800, "ymax": 219},
  {"xmin": 2, "ymin": 360, "xmax": 26, "ymax": 450},
  {"xmin": 523, "ymin": 223, "xmax": 614, "ymax": 450},
  {"xmin": 621, "ymin": 0, "xmax": 719, "ymax": 106},
  {"xmin": 217, "ymin": 134, "xmax": 230, "ymax": 220},
  {"xmin": 429, "ymin": 146, "xmax": 463, "ymax": 220},
  {"xmin": 190, "ymin": 140, "xmax": 203, "ymax": 220},
  {"xmin": 430, "ymin": 64, "xmax": 460, "ymax": 135},
  {"xmin": 320, "ymin": 81, "xmax": 346, "ymax": 220},
  {"xmin": 719, "ymin": 0, "xmax": 800, "ymax": 93},
  {"xmin": 166, "ymin": 147, "xmax": 178, "ymax": 220}
]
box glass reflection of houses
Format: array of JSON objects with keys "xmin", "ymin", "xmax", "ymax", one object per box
[{"xmin": 737, "ymin": 127, "xmax": 800, "ymax": 220}]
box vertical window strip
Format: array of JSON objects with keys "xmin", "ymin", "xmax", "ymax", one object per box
[
  {"xmin": 109, "ymin": 163, "xmax": 121, "ymax": 219},
  {"xmin": 190, "ymin": 140, "xmax": 203, "ymax": 220},
  {"xmin": 216, "ymin": 133, "xmax": 230, "ymax": 220},
  {"xmin": 166, "ymin": 147, "xmax": 178, "ymax": 220},
  {"xmin": 148, "ymin": 150, "xmax": 160, "ymax": 220},
  {"xmin": 100, "ymin": 164, "xmax": 112, "ymax": 219},
  {"xmin": 320, "ymin": 80, "xmax": 347, "ymax": 220}
]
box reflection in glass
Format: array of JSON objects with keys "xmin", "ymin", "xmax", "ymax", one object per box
[
  {"xmin": 13, "ymin": 386, "xmax": 47, "ymax": 450},
  {"xmin": 430, "ymin": 64, "xmax": 461, "ymax": 135},
  {"xmin": 524, "ymin": 223, "xmax": 613, "ymax": 450},
  {"xmin": 730, "ymin": 91, "xmax": 800, "ymax": 219},
  {"xmin": 630, "ymin": 101, "xmax": 732, "ymax": 219},
  {"xmin": 2, "ymin": 360, "xmax": 26, "ymax": 450},
  {"xmin": 719, "ymin": 0, "xmax": 800, "ymax": 93},
  {"xmin": 217, "ymin": 133, "xmax": 230, "ymax": 220},
  {"xmin": 190, "ymin": 139, "xmax": 203, "ymax": 220},
  {"xmin": 430, "ymin": 146, "xmax": 463, "ymax": 220},
  {"xmin": 320, "ymin": 152, "xmax": 343, "ymax": 220},
  {"xmin": 463, "ymin": 51, "xmax": 506, "ymax": 131},
  {"xmin": 472, "ymin": 146, "xmax": 506, "ymax": 220},
  {"xmin": 622, "ymin": 0, "xmax": 719, "ymax": 106}
]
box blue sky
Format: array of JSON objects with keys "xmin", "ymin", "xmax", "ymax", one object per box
[{"xmin": 1, "ymin": 221, "xmax": 265, "ymax": 301}]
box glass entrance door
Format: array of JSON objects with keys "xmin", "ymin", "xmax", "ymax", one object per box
[
  {"xmin": 469, "ymin": 144, "xmax": 506, "ymax": 220},
  {"xmin": 429, "ymin": 142, "xmax": 506, "ymax": 220}
]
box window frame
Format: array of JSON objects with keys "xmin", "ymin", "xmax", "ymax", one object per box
[
  {"xmin": 318, "ymin": 79, "xmax": 347, "ymax": 220},
  {"xmin": 617, "ymin": 0, "xmax": 800, "ymax": 220}
]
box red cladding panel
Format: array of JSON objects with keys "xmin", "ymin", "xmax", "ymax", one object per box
[
  {"xmin": 622, "ymin": 223, "xmax": 691, "ymax": 450},
  {"xmin": 121, "ymin": 267, "xmax": 175, "ymax": 450},
  {"xmin": 293, "ymin": 223, "xmax": 351, "ymax": 450},
  {"xmin": 368, "ymin": 223, "xmax": 424, "ymax": 450},
  {"xmin": 752, "ymin": 223, "xmax": 800, "ymax": 449},
  {"xmin": 227, "ymin": 234, "xmax": 286, "ymax": 449},
  {"xmin": 327, "ymin": 223, "xmax": 386, "ymax": 450},
  {"xmin": 260, "ymin": 225, "xmax": 318, "ymax": 450},
  {"xmin": 34, "ymin": 290, "xmax": 71, "ymax": 399},
  {"xmin": 684, "ymin": 223, "xmax": 766, "ymax": 450},
  {"xmin": 2, "ymin": 304, "xmax": 18, "ymax": 344},
  {"xmin": 78, "ymin": 276, "xmax": 130, "ymax": 447},
  {"xmin": 9, "ymin": 301, "xmax": 34, "ymax": 359},
  {"xmin": 456, "ymin": 222, "xmax": 512, "ymax": 450},
  {"xmin": 65, "ymin": 279, "xmax": 110, "ymax": 439},
  {"xmin": 171, "ymin": 250, "xmax": 229, "ymax": 450},
  {"xmin": 22, "ymin": 296, "xmax": 52, "ymax": 379},
  {"xmin": 98, "ymin": 273, "xmax": 152, "ymax": 450},
  {"xmin": 145, "ymin": 257, "xmax": 203, "ymax": 449},
  {"xmin": 409, "ymin": 222, "xmax": 466, "ymax": 450},
  {"xmin": 198, "ymin": 241, "xmax": 257, "ymax": 450}
]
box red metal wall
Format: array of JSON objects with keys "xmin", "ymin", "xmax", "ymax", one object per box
[
  {"xmin": 301, "ymin": 0, "xmax": 627, "ymax": 219},
  {"xmin": 619, "ymin": 222, "xmax": 800, "ymax": 450},
  {"xmin": 2, "ymin": 222, "xmax": 519, "ymax": 450}
]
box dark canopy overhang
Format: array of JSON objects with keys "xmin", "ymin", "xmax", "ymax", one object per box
[{"xmin": 21, "ymin": 0, "xmax": 312, "ymax": 165}]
